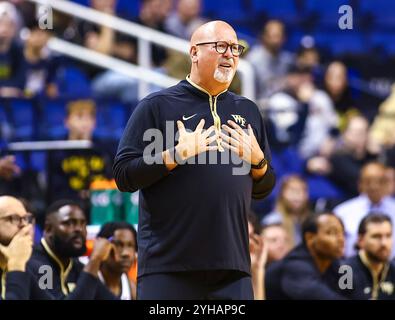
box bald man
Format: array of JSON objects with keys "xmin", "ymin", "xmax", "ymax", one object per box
[
  {"xmin": 0, "ymin": 196, "xmax": 33, "ymax": 299},
  {"xmin": 334, "ymin": 162, "xmax": 395, "ymax": 257},
  {"xmin": 114, "ymin": 21, "xmax": 275, "ymax": 299}
]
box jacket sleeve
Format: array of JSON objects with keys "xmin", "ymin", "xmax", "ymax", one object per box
[
  {"xmin": 63, "ymin": 271, "xmax": 100, "ymax": 300},
  {"xmin": 4, "ymin": 271, "xmax": 31, "ymax": 300},
  {"xmin": 113, "ymin": 98, "xmax": 170, "ymax": 193},
  {"xmin": 281, "ymin": 259, "xmax": 347, "ymax": 300},
  {"xmin": 252, "ymin": 108, "xmax": 276, "ymax": 199}
]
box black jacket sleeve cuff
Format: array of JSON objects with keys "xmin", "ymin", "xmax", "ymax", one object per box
[
  {"xmin": 5, "ymin": 271, "xmax": 31, "ymax": 300},
  {"xmin": 252, "ymin": 165, "xmax": 276, "ymax": 199}
]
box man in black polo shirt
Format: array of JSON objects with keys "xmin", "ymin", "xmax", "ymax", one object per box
[
  {"xmin": 114, "ymin": 20, "xmax": 275, "ymax": 299},
  {"xmin": 342, "ymin": 213, "xmax": 395, "ymax": 300}
]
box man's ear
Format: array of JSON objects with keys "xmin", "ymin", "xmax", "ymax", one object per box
[
  {"xmin": 304, "ymin": 232, "xmax": 314, "ymax": 247},
  {"xmin": 357, "ymin": 235, "xmax": 364, "ymax": 251},
  {"xmin": 44, "ymin": 218, "xmax": 53, "ymax": 236},
  {"xmin": 190, "ymin": 46, "xmax": 198, "ymax": 63}
]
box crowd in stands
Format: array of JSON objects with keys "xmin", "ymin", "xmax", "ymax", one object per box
[{"xmin": 0, "ymin": 0, "xmax": 395, "ymax": 299}]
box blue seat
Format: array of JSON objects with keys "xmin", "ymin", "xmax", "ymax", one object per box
[
  {"xmin": 116, "ymin": 0, "xmax": 140, "ymax": 19},
  {"xmin": 251, "ymin": 0, "xmax": 298, "ymax": 23},
  {"xmin": 71, "ymin": 0, "xmax": 89, "ymax": 6},
  {"xmin": 304, "ymin": 0, "xmax": 351, "ymax": 29},
  {"xmin": 369, "ymin": 33, "xmax": 395, "ymax": 55},
  {"xmin": 55, "ymin": 66, "xmax": 91, "ymax": 98},
  {"xmin": 8, "ymin": 99, "xmax": 35, "ymax": 141},
  {"xmin": 202, "ymin": 0, "xmax": 246, "ymax": 21},
  {"xmin": 39, "ymin": 99, "xmax": 67, "ymax": 140},
  {"xmin": 307, "ymin": 174, "xmax": 345, "ymax": 201},
  {"xmin": 313, "ymin": 31, "xmax": 366, "ymax": 55},
  {"xmin": 30, "ymin": 151, "xmax": 47, "ymax": 172},
  {"xmin": 95, "ymin": 101, "xmax": 127, "ymax": 141},
  {"xmin": 360, "ymin": 0, "xmax": 395, "ymax": 28}
]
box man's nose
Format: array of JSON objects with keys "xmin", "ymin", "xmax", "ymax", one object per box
[{"xmin": 223, "ymin": 46, "xmax": 233, "ymax": 58}]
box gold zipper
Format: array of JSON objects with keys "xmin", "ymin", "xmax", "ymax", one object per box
[
  {"xmin": 186, "ymin": 76, "xmax": 226, "ymax": 152},
  {"xmin": 41, "ymin": 238, "xmax": 73, "ymax": 296},
  {"xmin": 1, "ymin": 268, "xmax": 6, "ymax": 300}
]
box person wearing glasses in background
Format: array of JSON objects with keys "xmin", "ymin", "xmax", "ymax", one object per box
[
  {"xmin": 0, "ymin": 196, "xmax": 34, "ymax": 300},
  {"xmin": 114, "ymin": 20, "xmax": 275, "ymax": 299}
]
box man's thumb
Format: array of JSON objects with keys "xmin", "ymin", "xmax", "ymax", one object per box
[{"xmin": 0, "ymin": 243, "xmax": 7, "ymax": 256}]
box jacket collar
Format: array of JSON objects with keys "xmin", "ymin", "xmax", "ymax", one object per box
[{"xmin": 184, "ymin": 75, "xmax": 228, "ymax": 100}]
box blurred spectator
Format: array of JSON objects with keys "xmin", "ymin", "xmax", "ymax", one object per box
[
  {"xmin": 342, "ymin": 214, "xmax": 395, "ymax": 300},
  {"xmin": 0, "ymin": 154, "xmax": 20, "ymax": 181},
  {"xmin": 0, "ymin": 196, "xmax": 33, "ymax": 300},
  {"xmin": 97, "ymin": 222, "xmax": 137, "ymax": 300},
  {"xmin": 265, "ymin": 64, "xmax": 338, "ymax": 159},
  {"xmin": 296, "ymin": 46, "xmax": 320, "ymax": 70},
  {"xmin": 135, "ymin": 0, "xmax": 171, "ymax": 67},
  {"xmin": 0, "ymin": 2, "xmax": 26, "ymax": 97},
  {"xmin": 22, "ymin": 21, "xmax": 59, "ymax": 97},
  {"xmin": 307, "ymin": 115, "xmax": 377, "ymax": 197},
  {"xmin": 246, "ymin": 20, "xmax": 294, "ymax": 100},
  {"xmin": 47, "ymin": 100, "xmax": 114, "ymax": 217},
  {"xmin": 265, "ymin": 213, "xmax": 346, "ymax": 299},
  {"xmin": 386, "ymin": 167, "xmax": 395, "ymax": 197},
  {"xmin": 261, "ymin": 224, "xmax": 291, "ymax": 265},
  {"xmin": 71, "ymin": 0, "xmax": 117, "ymax": 79},
  {"xmin": 323, "ymin": 61, "xmax": 358, "ymax": 131},
  {"xmin": 247, "ymin": 215, "xmax": 267, "ymax": 300},
  {"xmin": 164, "ymin": 0, "xmax": 206, "ymax": 40},
  {"xmin": 91, "ymin": 33, "xmax": 139, "ymax": 104},
  {"xmin": 369, "ymin": 84, "xmax": 395, "ymax": 155},
  {"xmin": 334, "ymin": 162, "xmax": 395, "ymax": 257},
  {"xmin": 262, "ymin": 175, "xmax": 311, "ymax": 248},
  {"xmin": 26, "ymin": 199, "xmax": 117, "ymax": 299}
]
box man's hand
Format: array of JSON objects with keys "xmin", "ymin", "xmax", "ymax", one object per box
[
  {"xmin": 83, "ymin": 237, "xmax": 113, "ymax": 276},
  {"xmin": 0, "ymin": 225, "xmax": 33, "ymax": 271},
  {"xmin": 175, "ymin": 119, "xmax": 218, "ymax": 162},
  {"xmin": 0, "ymin": 155, "xmax": 21, "ymax": 180},
  {"xmin": 249, "ymin": 232, "xmax": 267, "ymax": 300},
  {"xmin": 221, "ymin": 120, "xmax": 265, "ymax": 166},
  {"xmin": 89, "ymin": 237, "xmax": 113, "ymax": 262},
  {"xmin": 249, "ymin": 233, "xmax": 268, "ymax": 273}
]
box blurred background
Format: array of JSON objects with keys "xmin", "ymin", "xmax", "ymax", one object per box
[{"xmin": 0, "ymin": 0, "xmax": 394, "ymax": 239}]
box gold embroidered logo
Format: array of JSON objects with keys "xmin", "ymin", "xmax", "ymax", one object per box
[
  {"xmin": 380, "ymin": 282, "xmax": 394, "ymax": 295},
  {"xmin": 231, "ymin": 114, "xmax": 246, "ymax": 127}
]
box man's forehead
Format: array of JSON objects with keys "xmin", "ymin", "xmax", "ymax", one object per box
[
  {"xmin": 366, "ymin": 221, "xmax": 392, "ymax": 233},
  {"xmin": 318, "ymin": 215, "xmax": 341, "ymax": 228},
  {"xmin": 0, "ymin": 197, "xmax": 26, "ymax": 217},
  {"xmin": 191, "ymin": 21, "xmax": 237, "ymax": 44},
  {"xmin": 57, "ymin": 205, "xmax": 85, "ymax": 220},
  {"xmin": 114, "ymin": 229, "xmax": 135, "ymax": 241}
]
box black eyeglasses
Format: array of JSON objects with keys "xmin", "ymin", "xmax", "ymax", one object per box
[
  {"xmin": 0, "ymin": 214, "xmax": 35, "ymax": 226},
  {"xmin": 195, "ymin": 41, "xmax": 245, "ymax": 56}
]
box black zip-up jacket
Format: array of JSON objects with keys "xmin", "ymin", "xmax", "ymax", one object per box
[
  {"xmin": 0, "ymin": 269, "xmax": 31, "ymax": 300},
  {"xmin": 341, "ymin": 253, "xmax": 395, "ymax": 300},
  {"xmin": 25, "ymin": 239, "xmax": 116, "ymax": 300},
  {"xmin": 114, "ymin": 77, "xmax": 275, "ymax": 277},
  {"xmin": 265, "ymin": 244, "xmax": 346, "ymax": 300}
]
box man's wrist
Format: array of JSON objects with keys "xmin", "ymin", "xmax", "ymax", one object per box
[
  {"xmin": 251, "ymin": 156, "xmax": 267, "ymax": 170},
  {"xmin": 174, "ymin": 144, "xmax": 187, "ymax": 163},
  {"xmin": 83, "ymin": 258, "xmax": 101, "ymax": 276},
  {"xmin": 7, "ymin": 260, "xmax": 27, "ymax": 272}
]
